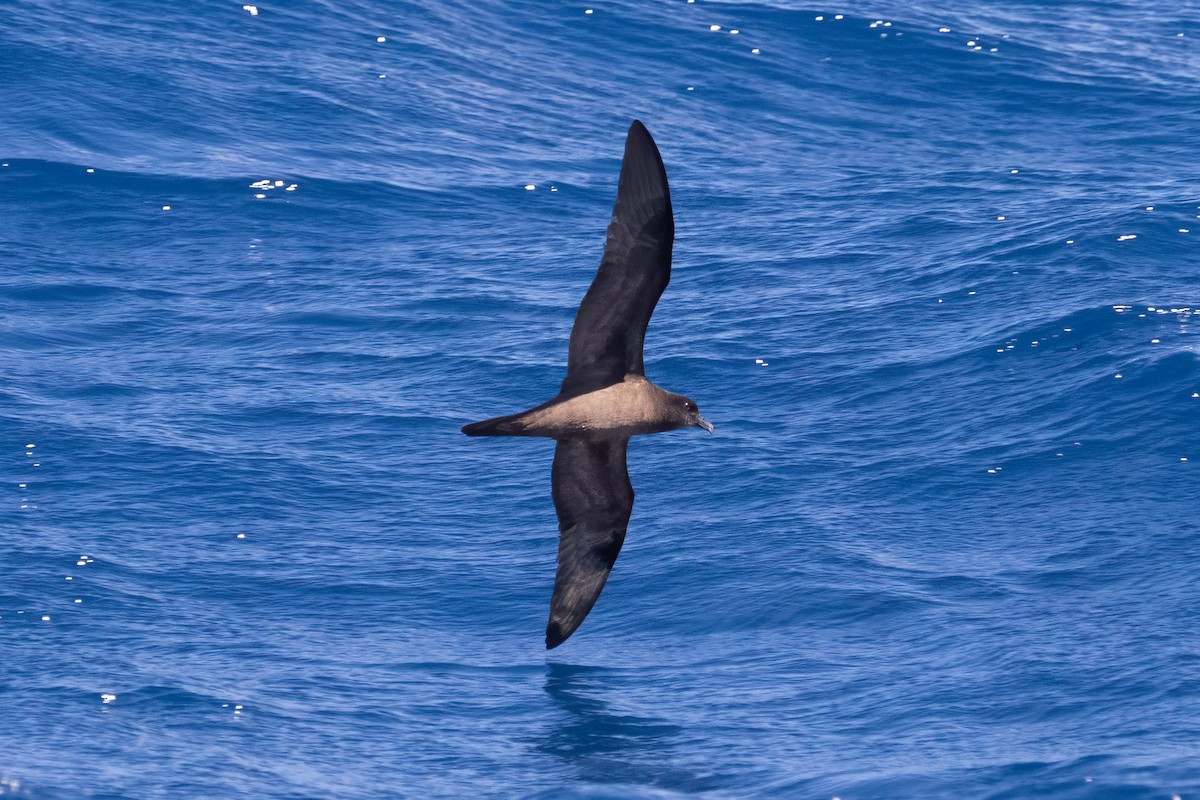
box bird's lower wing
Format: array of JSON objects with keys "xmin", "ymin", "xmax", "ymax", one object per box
[{"xmin": 546, "ymin": 437, "xmax": 634, "ymax": 649}]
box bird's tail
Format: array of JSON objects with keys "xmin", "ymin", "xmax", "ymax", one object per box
[{"xmin": 461, "ymin": 412, "xmax": 529, "ymax": 437}]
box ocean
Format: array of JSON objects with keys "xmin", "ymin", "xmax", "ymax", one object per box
[{"xmin": 2, "ymin": 0, "xmax": 1199, "ymax": 797}]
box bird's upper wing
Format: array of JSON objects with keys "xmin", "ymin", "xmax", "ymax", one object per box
[
  {"xmin": 546, "ymin": 437, "xmax": 634, "ymax": 649},
  {"xmin": 560, "ymin": 120, "xmax": 674, "ymax": 398}
]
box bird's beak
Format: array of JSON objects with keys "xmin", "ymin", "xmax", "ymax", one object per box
[{"xmin": 695, "ymin": 416, "xmax": 714, "ymax": 433}]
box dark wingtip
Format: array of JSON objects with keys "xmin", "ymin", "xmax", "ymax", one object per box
[
  {"xmin": 626, "ymin": 119, "xmax": 655, "ymax": 148},
  {"xmin": 545, "ymin": 621, "xmax": 569, "ymax": 650},
  {"xmin": 617, "ymin": 119, "xmax": 671, "ymax": 223}
]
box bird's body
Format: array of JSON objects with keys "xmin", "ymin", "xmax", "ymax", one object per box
[
  {"xmin": 462, "ymin": 120, "xmax": 710, "ymax": 648},
  {"xmin": 463, "ymin": 374, "xmax": 698, "ymax": 438}
]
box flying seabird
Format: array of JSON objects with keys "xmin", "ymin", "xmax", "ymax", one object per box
[{"xmin": 462, "ymin": 120, "xmax": 711, "ymax": 649}]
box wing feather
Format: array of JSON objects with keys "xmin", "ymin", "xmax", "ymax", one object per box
[
  {"xmin": 560, "ymin": 120, "xmax": 673, "ymax": 397},
  {"xmin": 546, "ymin": 437, "xmax": 634, "ymax": 648}
]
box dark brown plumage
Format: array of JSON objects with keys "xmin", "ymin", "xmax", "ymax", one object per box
[{"xmin": 463, "ymin": 120, "xmax": 711, "ymax": 648}]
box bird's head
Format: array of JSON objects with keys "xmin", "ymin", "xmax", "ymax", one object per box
[{"xmin": 673, "ymin": 395, "xmax": 713, "ymax": 433}]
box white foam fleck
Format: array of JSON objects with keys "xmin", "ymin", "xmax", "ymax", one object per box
[
  {"xmin": 730, "ymin": 29, "xmax": 739, "ymax": 34},
  {"xmin": 751, "ymin": 48, "xmax": 760, "ymax": 54},
  {"xmin": 1010, "ymin": 169, "xmax": 1018, "ymax": 173},
  {"xmin": 524, "ymin": 184, "xmax": 536, "ymax": 190},
  {"xmin": 86, "ymin": 168, "xmax": 95, "ymax": 173},
  {"xmin": 75, "ymin": 599, "xmax": 82, "ymax": 603},
  {"xmin": 1115, "ymin": 374, "xmax": 1123, "ymax": 379},
  {"xmin": 709, "ymin": 24, "xmax": 721, "ymax": 31},
  {"xmin": 996, "ymin": 215, "xmax": 1005, "ymax": 220},
  {"xmin": 41, "ymin": 615, "xmax": 50, "ymax": 622},
  {"xmin": 835, "ymin": 15, "xmax": 843, "ymax": 20},
  {"xmin": 1145, "ymin": 206, "xmax": 1154, "ymax": 211},
  {"xmin": 236, "ymin": 533, "xmax": 246, "ymax": 539},
  {"xmin": 1179, "ymin": 228, "xmax": 1189, "ymax": 233},
  {"xmin": 242, "ymin": 4, "xmax": 257, "ymax": 15},
  {"xmin": 376, "ymin": 36, "xmax": 387, "ymax": 42},
  {"xmin": 1066, "ymin": 239, "xmax": 1074, "ymax": 244},
  {"xmin": 1117, "ymin": 234, "xmax": 1137, "ymax": 241},
  {"xmin": 585, "ymin": 8, "xmax": 593, "ymax": 13},
  {"xmin": 162, "ymin": 205, "xmax": 171, "ymax": 211},
  {"xmin": 101, "ymin": 694, "xmax": 116, "ymax": 703},
  {"xmin": 815, "ymin": 16, "xmax": 824, "ymax": 21},
  {"xmin": 939, "ymin": 27, "xmax": 951, "ymax": 32},
  {"xmin": 255, "ymin": 193, "xmax": 265, "ymax": 199}
]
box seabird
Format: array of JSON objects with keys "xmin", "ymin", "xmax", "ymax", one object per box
[{"xmin": 463, "ymin": 120, "xmax": 711, "ymax": 649}]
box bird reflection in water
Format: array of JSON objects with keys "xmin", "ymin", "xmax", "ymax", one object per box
[{"xmin": 537, "ymin": 662, "xmax": 689, "ymax": 789}]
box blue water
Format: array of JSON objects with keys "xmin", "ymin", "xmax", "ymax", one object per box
[{"xmin": 3, "ymin": 0, "xmax": 1200, "ymax": 797}]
